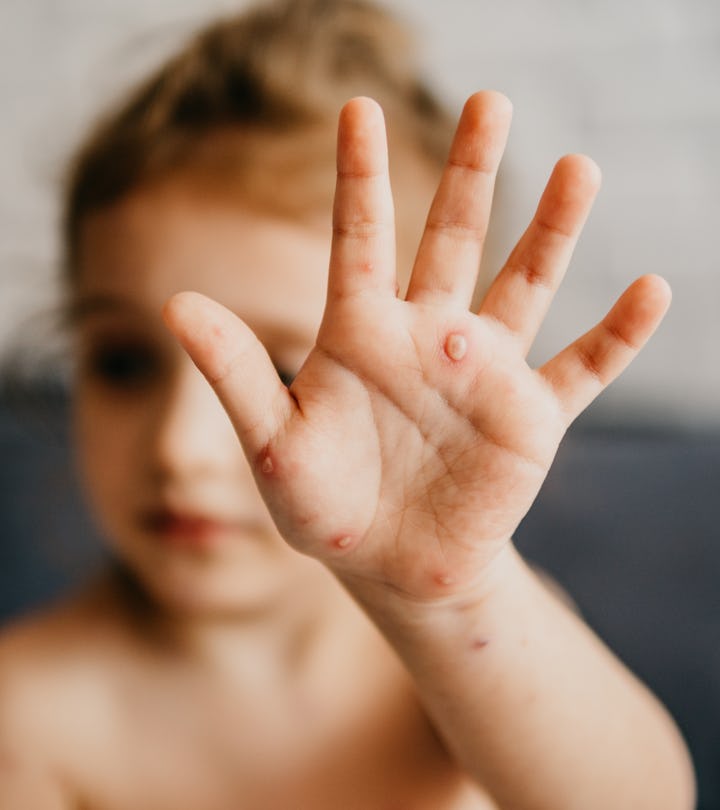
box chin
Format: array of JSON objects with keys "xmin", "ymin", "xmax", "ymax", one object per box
[
  {"xmin": 169, "ymin": 583, "xmax": 288, "ymax": 620},
  {"xmin": 108, "ymin": 551, "xmax": 317, "ymax": 622}
]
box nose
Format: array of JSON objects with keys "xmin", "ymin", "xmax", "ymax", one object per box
[{"xmin": 149, "ymin": 356, "xmax": 243, "ymax": 483}]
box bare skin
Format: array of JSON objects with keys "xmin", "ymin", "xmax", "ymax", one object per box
[
  {"xmin": 0, "ymin": 92, "xmax": 694, "ymax": 808},
  {"xmin": 0, "ymin": 574, "xmax": 491, "ymax": 809},
  {"xmin": 165, "ymin": 93, "xmax": 695, "ymax": 807}
]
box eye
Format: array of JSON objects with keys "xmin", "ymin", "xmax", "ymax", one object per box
[{"xmin": 83, "ymin": 341, "xmax": 162, "ymax": 390}]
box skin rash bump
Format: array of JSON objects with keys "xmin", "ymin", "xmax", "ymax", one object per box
[{"xmin": 444, "ymin": 333, "xmax": 468, "ymax": 362}]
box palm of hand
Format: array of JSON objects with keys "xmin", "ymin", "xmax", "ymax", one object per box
[
  {"xmin": 165, "ymin": 93, "xmax": 670, "ymax": 601},
  {"xmin": 283, "ymin": 294, "xmax": 559, "ymax": 597}
]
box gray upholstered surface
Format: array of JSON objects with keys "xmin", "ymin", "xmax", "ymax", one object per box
[
  {"xmin": 1, "ymin": 395, "xmax": 718, "ymax": 806},
  {"xmin": 515, "ymin": 427, "xmax": 720, "ymax": 808}
]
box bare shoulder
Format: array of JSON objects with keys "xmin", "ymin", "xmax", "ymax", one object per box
[
  {"xmin": 2, "ymin": 579, "xmax": 115, "ymax": 664},
  {"xmin": 0, "ymin": 581, "xmax": 129, "ymax": 804},
  {"xmin": 0, "ymin": 578, "xmax": 131, "ymax": 717}
]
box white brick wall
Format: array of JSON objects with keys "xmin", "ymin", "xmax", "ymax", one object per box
[{"xmin": 1, "ymin": 0, "xmax": 718, "ymax": 425}]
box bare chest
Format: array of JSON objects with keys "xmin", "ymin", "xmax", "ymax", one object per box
[{"xmin": 68, "ymin": 670, "xmax": 493, "ymax": 810}]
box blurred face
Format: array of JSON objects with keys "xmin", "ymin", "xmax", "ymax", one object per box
[{"xmin": 72, "ymin": 173, "xmax": 332, "ymax": 617}]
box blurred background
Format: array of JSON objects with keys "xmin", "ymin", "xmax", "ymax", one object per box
[{"xmin": 0, "ymin": 0, "xmax": 718, "ymax": 806}]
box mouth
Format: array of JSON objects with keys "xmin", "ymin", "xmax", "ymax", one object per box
[{"xmin": 141, "ymin": 509, "xmax": 253, "ymax": 551}]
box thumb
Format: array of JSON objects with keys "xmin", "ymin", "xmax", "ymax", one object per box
[{"xmin": 162, "ymin": 291, "xmax": 294, "ymax": 461}]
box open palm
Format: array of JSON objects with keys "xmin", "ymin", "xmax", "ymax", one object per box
[{"xmin": 165, "ymin": 92, "xmax": 670, "ymax": 601}]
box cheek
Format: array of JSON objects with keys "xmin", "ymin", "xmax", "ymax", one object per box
[{"xmin": 72, "ymin": 386, "xmax": 147, "ymax": 521}]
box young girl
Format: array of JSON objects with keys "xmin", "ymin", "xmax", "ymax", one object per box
[{"xmin": 0, "ymin": 0, "xmax": 694, "ymax": 807}]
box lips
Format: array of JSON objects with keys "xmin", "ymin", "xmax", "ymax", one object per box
[{"xmin": 142, "ymin": 508, "xmax": 247, "ymax": 551}]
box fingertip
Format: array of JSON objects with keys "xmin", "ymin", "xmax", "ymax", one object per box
[
  {"xmin": 161, "ymin": 291, "xmax": 242, "ymax": 375},
  {"xmin": 161, "ymin": 290, "xmax": 215, "ymax": 341},
  {"xmin": 162, "ymin": 290, "xmax": 193, "ymax": 329},
  {"xmin": 465, "ymin": 90, "xmax": 513, "ymax": 122},
  {"xmin": 634, "ymin": 273, "xmax": 673, "ymax": 316},
  {"xmin": 555, "ymin": 154, "xmax": 602, "ymax": 192},
  {"xmin": 461, "ymin": 92, "xmax": 513, "ymax": 141},
  {"xmin": 610, "ymin": 275, "xmax": 673, "ymax": 347},
  {"xmin": 337, "ymin": 96, "xmax": 388, "ymax": 174},
  {"xmin": 452, "ymin": 91, "xmax": 512, "ymax": 171},
  {"xmin": 162, "ymin": 291, "xmax": 194, "ymax": 340},
  {"xmin": 339, "ymin": 96, "xmax": 385, "ymax": 130},
  {"xmin": 644, "ymin": 273, "xmax": 672, "ymax": 300}
]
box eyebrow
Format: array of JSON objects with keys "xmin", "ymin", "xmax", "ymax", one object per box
[{"xmin": 65, "ymin": 294, "xmax": 142, "ymax": 325}]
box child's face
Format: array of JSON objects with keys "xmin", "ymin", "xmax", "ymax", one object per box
[{"xmin": 72, "ymin": 173, "xmax": 333, "ymax": 616}]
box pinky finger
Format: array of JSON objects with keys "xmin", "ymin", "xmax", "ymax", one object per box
[{"xmin": 539, "ymin": 274, "xmax": 671, "ymax": 422}]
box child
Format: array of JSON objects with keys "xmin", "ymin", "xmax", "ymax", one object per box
[{"xmin": 0, "ymin": 0, "xmax": 695, "ymax": 807}]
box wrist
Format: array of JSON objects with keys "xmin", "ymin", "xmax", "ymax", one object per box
[{"xmin": 335, "ymin": 540, "xmax": 528, "ymax": 631}]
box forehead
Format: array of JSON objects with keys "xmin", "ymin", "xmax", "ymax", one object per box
[
  {"xmin": 74, "ymin": 175, "xmax": 330, "ymax": 336},
  {"xmin": 75, "ymin": 174, "xmax": 332, "ymax": 319}
]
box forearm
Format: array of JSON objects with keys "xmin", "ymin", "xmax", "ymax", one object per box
[{"xmin": 341, "ymin": 544, "xmax": 695, "ymax": 810}]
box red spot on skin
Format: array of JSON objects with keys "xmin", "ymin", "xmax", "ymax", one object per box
[
  {"xmin": 471, "ymin": 638, "xmax": 490, "ymax": 651},
  {"xmin": 257, "ymin": 447, "xmax": 275, "ymax": 476},
  {"xmin": 444, "ymin": 332, "xmax": 468, "ymax": 362},
  {"xmin": 434, "ymin": 573, "xmax": 456, "ymax": 588},
  {"xmin": 332, "ymin": 535, "xmax": 354, "ymax": 550}
]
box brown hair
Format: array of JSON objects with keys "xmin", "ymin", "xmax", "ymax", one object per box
[{"xmin": 63, "ymin": 0, "xmax": 455, "ymax": 281}]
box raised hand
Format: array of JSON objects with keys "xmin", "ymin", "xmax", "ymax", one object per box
[{"xmin": 164, "ymin": 92, "xmax": 670, "ymax": 602}]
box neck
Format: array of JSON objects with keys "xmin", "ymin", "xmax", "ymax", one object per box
[{"xmin": 106, "ymin": 559, "xmax": 369, "ymax": 687}]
